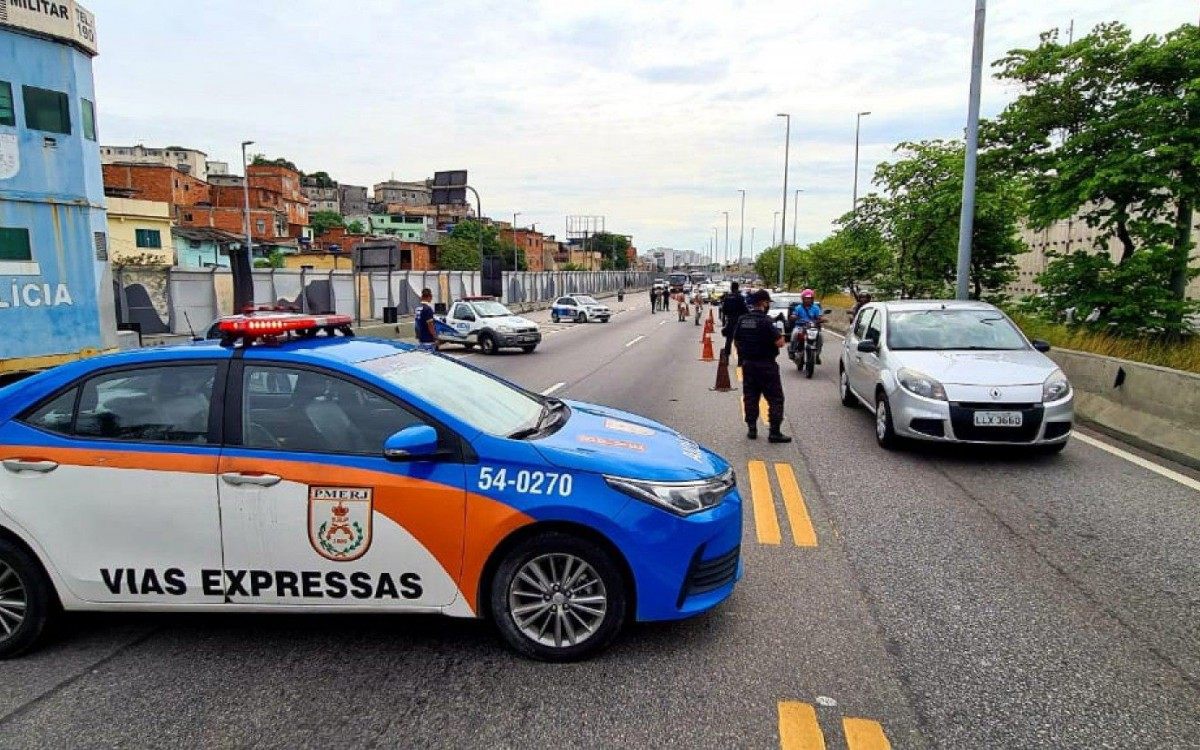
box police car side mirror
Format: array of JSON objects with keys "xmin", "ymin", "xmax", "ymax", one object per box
[
  {"xmin": 383, "ymin": 425, "xmax": 440, "ymax": 460},
  {"xmin": 856, "ymin": 340, "xmax": 878, "ymax": 354}
]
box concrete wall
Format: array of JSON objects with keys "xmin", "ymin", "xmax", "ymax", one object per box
[{"xmin": 1047, "ymin": 349, "xmax": 1200, "ymax": 468}]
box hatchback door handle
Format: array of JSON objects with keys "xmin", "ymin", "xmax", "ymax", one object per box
[
  {"xmin": 2, "ymin": 459, "xmax": 59, "ymax": 474},
  {"xmin": 221, "ymin": 472, "xmax": 281, "ymax": 487}
]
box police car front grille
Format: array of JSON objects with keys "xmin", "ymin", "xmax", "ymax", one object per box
[
  {"xmin": 680, "ymin": 545, "xmax": 740, "ymax": 604},
  {"xmin": 515, "ymin": 327, "xmax": 537, "ymax": 334}
]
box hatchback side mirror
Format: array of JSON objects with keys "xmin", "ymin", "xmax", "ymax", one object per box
[
  {"xmin": 383, "ymin": 425, "xmax": 441, "ymax": 460},
  {"xmin": 1031, "ymin": 339, "xmax": 1051, "ymax": 353},
  {"xmin": 857, "ymin": 340, "xmax": 878, "ymax": 354}
]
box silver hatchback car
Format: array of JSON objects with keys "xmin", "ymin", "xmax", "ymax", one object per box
[{"xmin": 838, "ymin": 301, "xmax": 1074, "ymax": 453}]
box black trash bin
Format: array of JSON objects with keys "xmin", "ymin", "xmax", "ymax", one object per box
[{"xmin": 382, "ymin": 306, "xmax": 398, "ymax": 324}]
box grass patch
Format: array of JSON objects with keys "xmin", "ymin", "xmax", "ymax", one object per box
[
  {"xmin": 1009, "ymin": 312, "xmax": 1200, "ymax": 374},
  {"xmin": 819, "ymin": 292, "xmax": 856, "ymax": 309}
]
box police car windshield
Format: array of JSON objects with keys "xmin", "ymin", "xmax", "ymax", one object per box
[
  {"xmin": 361, "ymin": 352, "xmax": 542, "ymax": 436},
  {"xmin": 575, "ymin": 296, "xmax": 598, "ymax": 305},
  {"xmin": 471, "ymin": 301, "xmax": 511, "ymax": 318}
]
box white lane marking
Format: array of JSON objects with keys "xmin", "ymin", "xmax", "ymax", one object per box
[
  {"xmin": 826, "ymin": 329, "xmax": 845, "ymax": 340},
  {"xmin": 625, "ymin": 335, "xmax": 645, "ymax": 347},
  {"xmin": 541, "ymin": 382, "xmax": 566, "ymax": 396},
  {"xmin": 658, "ymin": 320, "xmax": 667, "ymax": 327},
  {"xmin": 1073, "ymin": 432, "xmax": 1200, "ymax": 492}
]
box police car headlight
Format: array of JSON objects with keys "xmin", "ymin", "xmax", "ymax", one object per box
[
  {"xmin": 897, "ymin": 368, "xmax": 947, "ymax": 401},
  {"xmin": 496, "ymin": 325, "xmax": 516, "ymax": 333},
  {"xmin": 604, "ymin": 469, "xmax": 735, "ymax": 515}
]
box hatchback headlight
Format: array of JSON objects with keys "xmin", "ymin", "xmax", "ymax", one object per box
[
  {"xmin": 897, "ymin": 368, "xmax": 947, "ymax": 401},
  {"xmin": 1042, "ymin": 369, "xmax": 1071, "ymax": 402},
  {"xmin": 496, "ymin": 325, "xmax": 515, "ymax": 333},
  {"xmin": 604, "ymin": 469, "xmax": 735, "ymax": 515}
]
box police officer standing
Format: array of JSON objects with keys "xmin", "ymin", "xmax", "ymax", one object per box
[
  {"xmin": 720, "ymin": 281, "xmax": 749, "ymax": 355},
  {"xmin": 734, "ymin": 289, "xmax": 791, "ymax": 443}
]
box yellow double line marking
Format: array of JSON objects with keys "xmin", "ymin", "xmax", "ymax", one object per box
[
  {"xmin": 778, "ymin": 701, "xmax": 892, "ymax": 749},
  {"xmin": 747, "ymin": 461, "xmax": 817, "ymax": 546}
]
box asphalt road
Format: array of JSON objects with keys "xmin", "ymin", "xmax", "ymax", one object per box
[{"xmin": 1, "ymin": 299, "xmax": 1197, "ymax": 749}]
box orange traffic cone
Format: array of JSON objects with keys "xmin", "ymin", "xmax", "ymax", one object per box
[
  {"xmin": 712, "ymin": 349, "xmax": 733, "ymax": 391},
  {"xmin": 700, "ymin": 331, "xmax": 715, "ymax": 361},
  {"xmin": 703, "ymin": 313, "xmax": 714, "ymax": 336}
]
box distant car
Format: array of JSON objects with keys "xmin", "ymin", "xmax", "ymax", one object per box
[
  {"xmin": 0, "ymin": 311, "xmax": 741, "ymax": 661},
  {"xmin": 767, "ymin": 294, "xmax": 804, "ymax": 335},
  {"xmin": 550, "ymin": 295, "xmax": 611, "ymax": 323},
  {"xmin": 839, "ymin": 301, "xmax": 1074, "ymax": 452}
]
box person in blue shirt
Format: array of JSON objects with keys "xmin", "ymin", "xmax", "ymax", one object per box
[
  {"xmin": 789, "ymin": 289, "xmax": 825, "ymax": 364},
  {"xmin": 415, "ymin": 288, "xmax": 438, "ymax": 352}
]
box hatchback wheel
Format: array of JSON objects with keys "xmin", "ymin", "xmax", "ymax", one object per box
[
  {"xmin": 0, "ymin": 538, "xmax": 53, "ymax": 659},
  {"xmin": 839, "ymin": 367, "xmax": 857, "ymax": 407},
  {"xmin": 489, "ymin": 532, "xmax": 626, "ymax": 662},
  {"xmin": 875, "ymin": 392, "xmax": 900, "ymax": 450}
]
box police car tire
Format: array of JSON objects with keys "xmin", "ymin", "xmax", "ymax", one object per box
[
  {"xmin": 479, "ymin": 332, "xmax": 498, "ymax": 355},
  {"xmin": 0, "ymin": 538, "xmax": 54, "ymax": 659},
  {"xmin": 551, "ymin": 313, "xmax": 559, "ymax": 323},
  {"xmin": 577, "ymin": 312, "xmax": 587, "ymax": 324},
  {"xmin": 489, "ymin": 532, "xmax": 627, "ymax": 662}
]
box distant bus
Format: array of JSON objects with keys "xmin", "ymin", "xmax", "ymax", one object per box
[
  {"xmin": 689, "ymin": 271, "xmax": 707, "ymax": 286},
  {"xmin": 667, "ymin": 272, "xmax": 688, "ymax": 292}
]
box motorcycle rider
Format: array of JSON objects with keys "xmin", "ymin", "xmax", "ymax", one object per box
[{"xmin": 789, "ymin": 289, "xmax": 826, "ymax": 364}]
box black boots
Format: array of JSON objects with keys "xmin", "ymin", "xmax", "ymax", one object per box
[
  {"xmin": 768, "ymin": 427, "xmax": 792, "ymax": 443},
  {"xmin": 747, "ymin": 423, "xmax": 758, "ymax": 440}
]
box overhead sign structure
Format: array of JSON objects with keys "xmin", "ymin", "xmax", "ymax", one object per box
[
  {"xmin": 0, "ymin": 0, "xmax": 98, "ymax": 56},
  {"xmin": 431, "ymin": 170, "xmax": 468, "ymax": 205}
]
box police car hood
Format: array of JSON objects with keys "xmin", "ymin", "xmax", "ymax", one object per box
[
  {"xmin": 533, "ymin": 400, "xmax": 727, "ymax": 481},
  {"xmin": 485, "ymin": 314, "xmax": 537, "ymax": 328}
]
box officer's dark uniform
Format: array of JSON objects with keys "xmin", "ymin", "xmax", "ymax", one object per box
[
  {"xmin": 720, "ymin": 287, "xmax": 749, "ymax": 355},
  {"xmin": 734, "ymin": 292, "xmax": 790, "ymax": 442}
]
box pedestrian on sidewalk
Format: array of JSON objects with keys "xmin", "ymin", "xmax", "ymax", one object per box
[
  {"xmin": 734, "ymin": 289, "xmax": 791, "ymax": 443},
  {"xmin": 415, "ymin": 288, "xmax": 439, "ymax": 353}
]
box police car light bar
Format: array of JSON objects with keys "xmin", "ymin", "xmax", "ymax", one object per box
[
  {"xmin": 218, "ymin": 312, "xmax": 354, "ymax": 337},
  {"xmin": 460, "ymin": 296, "xmax": 495, "ymax": 301}
]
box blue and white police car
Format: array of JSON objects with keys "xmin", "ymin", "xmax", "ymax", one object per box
[
  {"xmin": 550, "ymin": 295, "xmax": 612, "ymax": 324},
  {"xmin": 0, "ymin": 312, "xmax": 741, "ymax": 661}
]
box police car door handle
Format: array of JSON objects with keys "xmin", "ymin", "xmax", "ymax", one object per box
[
  {"xmin": 221, "ymin": 472, "xmax": 281, "ymax": 487},
  {"xmin": 2, "ymin": 459, "xmax": 59, "ymax": 474}
]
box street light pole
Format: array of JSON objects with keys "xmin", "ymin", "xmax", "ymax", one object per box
[
  {"xmin": 777, "ymin": 112, "xmax": 791, "ymax": 288},
  {"xmin": 240, "ymin": 140, "xmax": 254, "ymax": 262},
  {"xmin": 772, "ymin": 212, "xmax": 780, "ymax": 246},
  {"xmin": 737, "ymin": 189, "xmax": 746, "ymax": 266},
  {"xmin": 792, "ymin": 189, "xmax": 803, "ymax": 246},
  {"xmin": 853, "ymin": 111, "xmax": 871, "ymax": 213},
  {"xmin": 722, "ymin": 211, "xmax": 730, "ymax": 270},
  {"xmin": 955, "ymin": 0, "xmax": 986, "ymax": 300},
  {"xmin": 712, "ymin": 227, "xmax": 719, "ymax": 272},
  {"xmin": 750, "ymin": 227, "xmax": 756, "ymax": 263},
  {"xmin": 512, "ymin": 212, "xmax": 521, "ymax": 271}
]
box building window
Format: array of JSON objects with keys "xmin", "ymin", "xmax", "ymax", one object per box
[
  {"xmin": 21, "ymin": 86, "xmax": 71, "ymax": 134},
  {"xmin": 256, "ymin": 219, "xmax": 266, "ymax": 233},
  {"xmin": 0, "ymin": 81, "xmax": 14, "ymax": 126},
  {"xmin": 135, "ymin": 229, "xmax": 162, "ymax": 249},
  {"xmin": 184, "ymin": 212, "xmax": 193, "ymax": 221},
  {"xmin": 81, "ymin": 98, "xmax": 97, "ymax": 140},
  {"xmin": 0, "ymin": 227, "xmax": 33, "ymax": 261}
]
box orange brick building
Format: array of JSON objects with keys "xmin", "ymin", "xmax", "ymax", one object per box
[
  {"xmin": 504, "ymin": 228, "xmax": 547, "ymax": 272},
  {"xmin": 101, "ymin": 163, "xmax": 210, "ymax": 212},
  {"xmin": 247, "ymin": 164, "xmax": 308, "ymax": 236}
]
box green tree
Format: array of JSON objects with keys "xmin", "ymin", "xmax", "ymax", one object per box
[
  {"xmin": 989, "ymin": 22, "xmax": 1200, "ymax": 332},
  {"xmin": 800, "ymin": 224, "xmax": 889, "ymax": 296},
  {"xmin": 436, "ymin": 220, "xmax": 527, "ymax": 271},
  {"xmin": 754, "ymin": 245, "xmax": 805, "ymax": 289},
  {"xmin": 559, "ymin": 262, "xmax": 586, "ymax": 271},
  {"xmin": 436, "ymin": 237, "xmax": 481, "ymax": 270},
  {"xmin": 250, "ymin": 154, "xmax": 300, "ymax": 172},
  {"xmin": 588, "ymin": 232, "xmax": 631, "ymax": 270},
  {"xmin": 310, "ymin": 211, "xmax": 344, "ymax": 237},
  {"xmin": 346, "ymin": 219, "xmax": 366, "ymax": 234},
  {"xmin": 306, "ymin": 171, "xmax": 335, "ymax": 188}
]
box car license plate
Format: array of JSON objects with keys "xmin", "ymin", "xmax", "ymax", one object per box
[{"xmin": 973, "ymin": 411, "xmax": 1023, "ymax": 427}]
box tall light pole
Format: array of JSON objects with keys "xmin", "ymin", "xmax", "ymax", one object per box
[
  {"xmin": 737, "ymin": 189, "xmax": 746, "ymax": 266},
  {"xmin": 721, "ymin": 211, "xmax": 730, "ymax": 270},
  {"xmin": 792, "ymin": 189, "xmax": 804, "ymax": 246},
  {"xmin": 853, "ymin": 111, "xmax": 871, "ymax": 213},
  {"xmin": 512, "ymin": 212, "xmax": 521, "ymax": 271},
  {"xmin": 777, "ymin": 112, "xmax": 791, "ymax": 288},
  {"xmin": 750, "ymin": 227, "xmax": 756, "ymax": 263},
  {"xmin": 955, "ymin": 0, "xmax": 986, "ymax": 300},
  {"xmin": 240, "ymin": 140, "xmax": 254, "ymax": 262},
  {"xmin": 772, "ymin": 212, "xmax": 780, "ymax": 246},
  {"xmin": 712, "ymin": 227, "xmax": 719, "ymax": 271}
]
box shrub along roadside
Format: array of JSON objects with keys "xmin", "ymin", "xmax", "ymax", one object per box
[{"xmin": 1009, "ymin": 312, "xmax": 1200, "ymax": 374}]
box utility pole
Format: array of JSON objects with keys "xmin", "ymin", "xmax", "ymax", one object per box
[
  {"xmin": 777, "ymin": 113, "xmax": 791, "ymax": 288},
  {"xmin": 793, "ymin": 189, "xmax": 803, "ymax": 246},
  {"xmin": 853, "ymin": 111, "xmax": 871, "ymax": 212},
  {"xmin": 512, "ymin": 212, "xmax": 521, "ymax": 271},
  {"xmin": 738, "ymin": 189, "xmax": 746, "ymax": 266},
  {"xmin": 722, "ymin": 211, "xmax": 730, "ymax": 270},
  {"xmin": 772, "ymin": 212, "xmax": 780, "ymax": 246},
  {"xmin": 955, "ymin": 0, "xmax": 986, "ymax": 300}
]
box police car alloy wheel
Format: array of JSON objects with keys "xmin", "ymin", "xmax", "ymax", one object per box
[
  {"xmin": 489, "ymin": 532, "xmax": 626, "ymax": 662},
  {"xmin": 479, "ymin": 332, "xmax": 498, "ymax": 355},
  {"xmin": 0, "ymin": 538, "xmax": 53, "ymax": 659}
]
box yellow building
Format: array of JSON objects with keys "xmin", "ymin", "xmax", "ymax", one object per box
[{"xmin": 106, "ymin": 197, "xmax": 174, "ymax": 265}]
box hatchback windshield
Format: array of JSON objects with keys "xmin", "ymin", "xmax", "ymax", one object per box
[
  {"xmin": 887, "ymin": 309, "xmax": 1028, "ymax": 351},
  {"xmin": 361, "ymin": 351, "xmax": 542, "ymax": 436},
  {"xmin": 576, "ymin": 296, "xmax": 598, "ymax": 305},
  {"xmin": 471, "ymin": 301, "xmax": 512, "ymax": 318}
]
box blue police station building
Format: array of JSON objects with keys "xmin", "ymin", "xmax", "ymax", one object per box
[{"xmin": 0, "ymin": 1, "xmax": 115, "ymax": 374}]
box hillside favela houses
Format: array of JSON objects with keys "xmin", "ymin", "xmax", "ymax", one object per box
[{"xmin": 100, "ymin": 147, "xmax": 624, "ymax": 273}]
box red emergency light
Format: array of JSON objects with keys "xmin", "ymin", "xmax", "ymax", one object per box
[
  {"xmin": 460, "ymin": 296, "xmax": 495, "ymax": 301},
  {"xmin": 217, "ymin": 312, "xmax": 354, "ymax": 344}
]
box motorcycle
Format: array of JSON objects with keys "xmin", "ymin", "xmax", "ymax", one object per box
[{"xmin": 788, "ymin": 321, "xmax": 822, "ymax": 378}]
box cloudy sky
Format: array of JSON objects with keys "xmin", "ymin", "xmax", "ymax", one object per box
[{"xmin": 88, "ymin": 0, "xmax": 1192, "ymax": 258}]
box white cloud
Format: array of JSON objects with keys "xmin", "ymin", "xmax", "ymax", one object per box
[{"xmin": 87, "ymin": 0, "xmax": 1193, "ymax": 254}]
